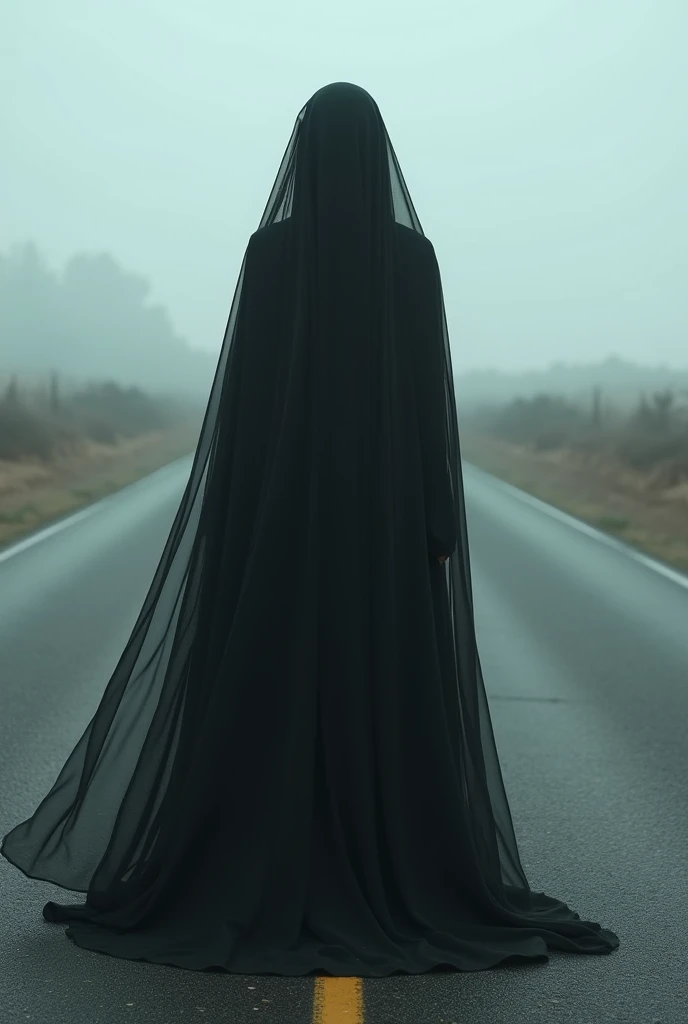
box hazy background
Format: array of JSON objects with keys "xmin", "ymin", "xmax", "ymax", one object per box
[{"xmin": 2, "ymin": 0, "xmax": 687, "ymax": 390}]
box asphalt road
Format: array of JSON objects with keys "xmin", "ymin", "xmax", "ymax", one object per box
[{"xmin": 0, "ymin": 457, "xmax": 685, "ymax": 1024}]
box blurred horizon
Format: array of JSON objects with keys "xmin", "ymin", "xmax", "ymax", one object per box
[{"xmin": 3, "ymin": 0, "xmax": 688, "ymax": 376}]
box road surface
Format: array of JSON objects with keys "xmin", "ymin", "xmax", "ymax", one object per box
[{"xmin": 0, "ymin": 458, "xmax": 685, "ymax": 1024}]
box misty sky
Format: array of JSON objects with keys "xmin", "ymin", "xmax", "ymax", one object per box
[{"xmin": 3, "ymin": 0, "xmax": 687, "ymax": 372}]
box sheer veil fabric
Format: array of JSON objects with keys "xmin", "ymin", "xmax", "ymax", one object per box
[{"xmin": 1, "ymin": 83, "xmax": 619, "ymax": 976}]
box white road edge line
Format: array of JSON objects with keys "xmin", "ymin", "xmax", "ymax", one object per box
[
  {"xmin": 464, "ymin": 461, "xmax": 688, "ymax": 592},
  {"xmin": 2, "ymin": 457, "xmax": 687, "ymax": 594},
  {"xmin": 0, "ymin": 456, "xmax": 193, "ymax": 567},
  {"xmin": 0, "ymin": 504, "xmax": 101, "ymax": 565}
]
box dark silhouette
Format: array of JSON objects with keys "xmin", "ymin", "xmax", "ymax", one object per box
[{"xmin": 1, "ymin": 83, "xmax": 619, "ymax": 976}]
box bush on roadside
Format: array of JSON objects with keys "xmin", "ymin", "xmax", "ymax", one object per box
[
  {"xmin": 466, "ymin": 386, "xmax": 688, "ymax": 484},
  {"xmin": 489, "ymin": 393, "xmax": 585, "ymax": 449},
  {"xmin": 0, "ymin": 373, "xmax": 196, "ymax": 464},
  {"xmin": 0, "ymin": 399, "xmax": 57, "ymax": 461},
  {"xmin": 68, "ymin": 381, "xmax": 176, "ymax": 439}
]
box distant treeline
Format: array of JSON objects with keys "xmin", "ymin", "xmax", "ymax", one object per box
[
  {"xmin": 0, "ymin": 242, "xmax": 215, "ymax": 395},
  {"xmin": 454, "ymin": 356, "xmax": 688, "ymax": 410},
  {"xmin": 0, "ymin": 373, "xmax": 202, "ymax": 462},
  {"xmin": 464, "ymin": 388, "xmax": 688, "ymax": 485}
]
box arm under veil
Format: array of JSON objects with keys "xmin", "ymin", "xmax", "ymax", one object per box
[{"xmin": 406, "ymin": 237, "xmax": 456, "ymax": 563}]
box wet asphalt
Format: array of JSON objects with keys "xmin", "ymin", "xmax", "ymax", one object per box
[{"xmin": 0, "ymin": 457, "xmax": 685, "ymax": 1024}]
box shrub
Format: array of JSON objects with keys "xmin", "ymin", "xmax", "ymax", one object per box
[
  {"xmin": 0, "ymin": 374, "xmax": 190, "ymax": 463},
  {"xmin": 489, "ymin": 393, "xmax": 584, "ymax": 447},
  {"xmin": 0, "ymin": 399, "xmax": 56, "ymax": 461}
]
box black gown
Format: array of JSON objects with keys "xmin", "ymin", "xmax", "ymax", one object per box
[{"xmin": 1, "ymin": 83, "xmax": 619, "ymax": 976}]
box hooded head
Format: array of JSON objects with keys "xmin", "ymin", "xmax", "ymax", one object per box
[{"xmin": 292, "ymin": 83, "xmax": 392, "ymax": 227}]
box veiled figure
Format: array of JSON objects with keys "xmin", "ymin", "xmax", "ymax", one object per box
[{"xmin": 1, "ymin": 83, "xmax": 620, "ymax": 976}]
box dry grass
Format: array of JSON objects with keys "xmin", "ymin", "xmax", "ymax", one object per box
[
  {"xmin": 460, "ymin": 432, "xmax": 688, "ymax": 573},
  {"xmin": 0, "ymin": 422, "xmax": 200, "ymax": 548}
]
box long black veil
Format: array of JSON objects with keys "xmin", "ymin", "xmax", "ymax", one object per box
[{"xmin": 2, "ymin": 83, "xmax": 618, "ymax": 975}]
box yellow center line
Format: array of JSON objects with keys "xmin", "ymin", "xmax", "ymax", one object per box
[{"xmin": 313, "ymin": 976, "xmax": 364, "ymax": 1024}]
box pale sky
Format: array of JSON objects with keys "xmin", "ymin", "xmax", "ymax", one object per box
[{"xmin": 3, "ymin": 0, "xmax": 687, "ymax": 371}]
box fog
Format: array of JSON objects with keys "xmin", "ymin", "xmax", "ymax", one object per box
[{"xmin": 3, "ymin": 0, "xmax": 687, "ymax": 386}]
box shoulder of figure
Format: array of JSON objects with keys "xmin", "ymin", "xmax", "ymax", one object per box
[
  {"xmin": 394, "ymin": 224, "xmax": 440, "ymax": 289},
  {"xmin": 243, "ymin": 221, "xmax": 290, "ymax": 274},
  {"xmin": 247, "ymin": 220, "xmax": 290, "ymax": 252},
  {"xmin": 394, "ymin": 222, "xmax": 434, "ymax": 251}
]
